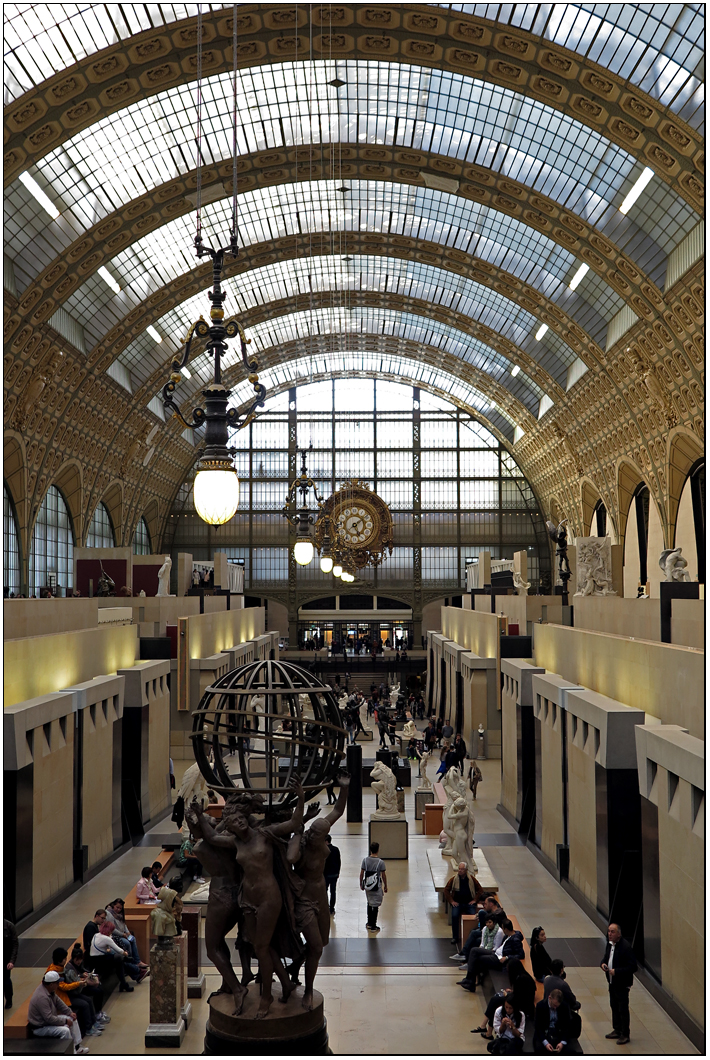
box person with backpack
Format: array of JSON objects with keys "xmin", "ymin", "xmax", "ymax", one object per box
[{"xmin": 359, "ymin": 841, "xmax": 387, "ymax": 931}]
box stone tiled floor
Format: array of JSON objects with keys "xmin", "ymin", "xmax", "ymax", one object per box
[{"xmin": 5, "ymin": 758, "xmax": 698, "ymax": 1054}]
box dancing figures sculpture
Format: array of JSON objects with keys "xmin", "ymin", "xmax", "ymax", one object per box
[{"xmin": 659, "ymin": 547, "xmax": 691, "ymax": 582}]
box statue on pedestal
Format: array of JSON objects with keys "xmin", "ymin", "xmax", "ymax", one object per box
[
  {"xmin": 417, "ymin": 749, "xmax": 432, "ymax": 791},
  {"xmin": 402, "ymin": 713, "xmax": 419, "ymax": 738},
  {"xmin": 441, "ymin": 766, "xmax": 477, "ymax": 871},
  {"xmin": 157, "ymin": 555, "xmax": 172, "ymax": 596},
  {"xmin": 150, "ymin": 887, "xmax": 183, "ymax": 943},
  {"xmin": 513, "ymin": 571, "xmax": 530, "ymax": 596},
  {"xmin": 546, "ymin": 518, "xmax": 571, "ymax": 597},
  {"xmin": 97, "ymin": 563, "xmax": 115, "ymax": 597},
  {"xmin": 370, "ymin": 761, "xmax": 402, "ymax": 820},
  {"xmin": 659, "ymin": 547, "xmax": 691, "ymax": 582}
]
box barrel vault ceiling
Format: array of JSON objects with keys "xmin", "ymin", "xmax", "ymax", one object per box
[{"xmin": 3, "ymin": 4, "xmax": 704, "ymax": 558}]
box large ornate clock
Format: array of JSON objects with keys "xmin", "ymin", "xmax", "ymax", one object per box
[{"xmin": 315, "ymin": 479, "xmax": 394, "ymax": 569}]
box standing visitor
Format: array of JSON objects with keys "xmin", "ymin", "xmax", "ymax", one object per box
[
  {"xmin": 360, "ymin": 842, "xmax": 387, "ymax": 932},
  {"xmin": 4, "ymin": 919, "xmax": 18, "ymax": 1009},
  {"xmin": 601, "ymin": 923, "xmax": 637, "ymax": 1045},
  {"xmin": 323, "ymin": 836, "xmax": 341, "ymax": 914}
]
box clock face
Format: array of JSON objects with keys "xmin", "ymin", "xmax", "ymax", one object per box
[{"xmin": 335, "ymin": 503, "xmax": 377, "ymax": 547}]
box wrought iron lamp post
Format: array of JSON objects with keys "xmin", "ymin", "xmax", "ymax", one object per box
[{"xmin": 282, "ymin": 448, "xmax": 324, "ymax": 566}]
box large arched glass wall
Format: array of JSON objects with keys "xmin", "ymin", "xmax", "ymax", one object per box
[
  {"xmin": 166, "ymin": 380, "xmax": 548, "ymax": 592},
  {"xmin": 132, "ymin": 517, "xmax": 152, "ymax": 556},
  {"xmin": 29, "ymin": 486, "xmax": 74, "ymax": 596},
  {"xmin": 86, "ymin": 502, "xmax": 115, "ymax": 549},
  {"xmin": 4, "ymin": 485, "xmax": 21, "ymax": 596}
]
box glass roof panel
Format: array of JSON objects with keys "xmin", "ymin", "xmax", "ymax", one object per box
[
  {"xmin": 225, "ymin": 348, "xmax": 516, "ymax": 439},
  {"xmin": 434, "ymin": 4, "xmax": 705, "ymax": 131},
  {"xmin": 64, "ymin": 179, "xmax": 623, "ymax": 351},
  {"xmin": 5, "ymin": 59, "xmax": 698, "ymax": 283},
  {"xmin": 4, "ymin": 5, "xmax": 702, "ymax": 130}
]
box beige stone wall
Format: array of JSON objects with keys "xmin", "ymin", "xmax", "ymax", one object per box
[
  {"xmin": 4, "ymin": 624, "xmax": 138, "ymax": 706},
  {"xmin": 671, "ymin": 598, "xmax": 704, "ymax": 649},
  {"xmin": 657, "ymin": 766, "xmax": 704, "ymax": 1028},
  {"xmin": 4, "ymin": 598, "xmax": 99, "ymax": 640},
  {"xmin": 533, "ymin": 624, "xmax": 703, "ymax": 738},
  {"xmin": 32, "ymin": 715, "xmax": 75, "ymax": 910},
  {"xmin": 566, "ymin": 718, "xmax": 598, "ymax": 907},
  {"xmin": 540, "ymin": 710, "xmax": 564, "ymax": 865},
  {"xmin": 148, "ymin": 670, "xmax": 171, "ymax": 818},
  {"xmin": 82, "ymin": 697, "xmax": 118, "ymax": 870},
  {"xmin": 573, "ymin": 596, "xmax": 661, "ymax": 641},
  {"xmin": 500, "ymin": 685, "xmax": 517, "ymax": 817},
  {"xmin": 442, "ymin": 606, "xmax": 499, "ymax": 663}
]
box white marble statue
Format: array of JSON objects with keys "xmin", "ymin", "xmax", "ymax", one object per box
[
  {"xmin": 659, "ymin": 547, "xmax": 691, "ymax": 583},
  {"xmin": 513, "ymin": 570, "xmax": 531, "ymax": 596},
  {"xmin": 574, "ymin": 537, "xmax": 616, "ymax": 597},
  {"xmin": 442, "ymin": 766, "xmax": 477, "ymax": 870},
  {"xmin": 417, "ymin": 749, "xmax": 432, "ymax": 791},
  {"xmin": 138, "ymin": 589, "xmax": 146, "ymax": 598},
  {"xmin": 448, "ymin": 796, "xmax": 477, "ymax": 873},
  {"xmin": 402, "ymin": 713, "xmax": 419, "ymax": 738},
  {"xmin": 177, "ymin": 762, "xmax": 209, "ymax": 837},
  {"xmin": 156, "ymin": 555, "xmax": 173, "ymax": 596},
  {"xmin": 370, "ymin": 761, "xmax": 403, "ymax": 820}
]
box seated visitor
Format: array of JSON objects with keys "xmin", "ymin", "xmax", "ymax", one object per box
[
  {"xmin": 458, "ymin": 919, "xmax": 525, "ymax": 992},
  {"xmin": 105, "ymin": 899, "xmax": 148, "ymax": 967},
  {"xmin": 533, "ymin": 989, "xmax": 574, "ymax": 1054},
  {"xmin": 46, "ymin": 948, "xmax": 100, "ymax": 1039},
  {"xmin": 472, "ymin": 958, "xmax": 536, "ymax": 1040},
  {"xmin": 491, "ymin": 995, "xmax": 526, "ymax": 1054},
  {"xmin": 136, "ymin": 866, "xmax": 159, "ymax": 904},
  {"xmin": 63, "ymin": 947, "xmax": 109, "ymax": 1026},
  {"xmin": 543, "ymin": 960, "xmax": 581, "ymax": 1011},
  {"xmin": 89, "ymin": 922, "xmax": 144, "ymax": 991},
  {"xmin": 443, "ymin": 863, "xmax": 486, "ymax": 945},
  {"xmin": 150, "ymin": 862, "xmax": 164, "ymax": 891},
  {"xmin": 175, "ymin": 835, "xmax": 206, "ymax": 883},
  {"xmin": 530, "ymin": 926, "xmax": 554, "ymax": 982},
  {"xmin": 28, "ymin": 970, "xmax": 87, "ymax": 1054},
  {"xmin": 453, "ymin": 896, "xmax": 506, "ymax": 958}
]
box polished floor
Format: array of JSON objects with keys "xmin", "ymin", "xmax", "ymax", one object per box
[{"xmin": 6, "ymin": 758, "xmax": 697, "ymax": 1055}]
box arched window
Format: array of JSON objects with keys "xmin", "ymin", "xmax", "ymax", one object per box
[
  {"xmin": 4, "ymin": 485, "xmax": 21, "ymax": 596},
  {"xmin": 592, "ymin": 500, "xmax": 607, "ymax": 537},
  {"xmin": 29, "ymin": 486, "xmax": 74, "ymax": 596},
  {"xmin": 676, "ymin": 460, "xmax": 704, "ymax": 583},
  {"xmin": 132, "ymin": 517, "xmax": 151, "ymax": 555},
  {"xmin": 633, "ymin": 485, "xmax": 651, "ymax": 587},
  {"xmin": 86, "ymin": 502, "xmax": 115, "ymax": 548}
]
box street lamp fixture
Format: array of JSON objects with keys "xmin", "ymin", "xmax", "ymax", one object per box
[{"xmin": 282, "ymin": 448, "xmax": 323, "ymax": 566}]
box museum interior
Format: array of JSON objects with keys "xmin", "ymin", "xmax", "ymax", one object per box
[{"xmin": 2, "ymin": 3, "xmax": 704, "ymax": 1056}]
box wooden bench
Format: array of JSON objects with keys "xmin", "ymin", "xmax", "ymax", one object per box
[{"xmin": 122, "ymin": 848, "xmax": 176, "ymax": 916}]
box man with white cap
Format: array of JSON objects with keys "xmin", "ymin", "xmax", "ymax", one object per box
[{"xmin": 28, "ymin": 970, "xmax": 88, "ymax": 1054}]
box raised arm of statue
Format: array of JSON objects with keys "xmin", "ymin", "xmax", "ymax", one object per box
[{"xmin": 324, "ymin": 771, "xmax": 350, "ymax": 826}]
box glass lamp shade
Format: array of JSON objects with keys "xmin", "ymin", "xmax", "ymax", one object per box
[
  {"xmin": 294, "ymin": 538, "xmax": 314, "ymax": 566},
  {"xmin": 341, "ymin": 570, "xmax": 355, "ymax": 582},
  {"xmin": 320, "ymin": 554, "xmax": 333, "ymax": 573},
  {"xmin": 332, "ymin": 562, "xmax": 343, "ymax": 578},
  {"xmin": 194, "ymin": 468, "xmax": 240, "ymax": 525}
]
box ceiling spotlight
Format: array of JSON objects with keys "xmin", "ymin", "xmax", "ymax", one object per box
[
  {"xmin": 535, "ymin": 323, "xmax": 548, "ymax": 341},
  {"xmin": 619, "ymin": 167, "xmax": 654, "ymax": 214},
  {"xmin": 147, "ymin": 325, "xmax": 162, "ymax": 343},
  {"xmin": 510, "ymin": 365, "xmax": 520, "ymax": 377},
  {"xmin": 98, "ymin": 266, "xmax": 121, "ymax": 294},
  {"xmin": 18, "ymin": 171, "xmax": 60, "ymax": 219},
  {"xmin": 568, "ymin": 263, "xmax": 589, "ymax": 291}
]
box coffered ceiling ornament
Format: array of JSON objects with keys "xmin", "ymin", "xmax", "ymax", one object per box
[{"xmin": 315, "ymin": 479, "xmax": 394, "ymax": 570}]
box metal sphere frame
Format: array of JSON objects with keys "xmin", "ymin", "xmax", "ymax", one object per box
[{"xmin": 191, "ymin": 658, "xmax": 346, "ymax": 814}]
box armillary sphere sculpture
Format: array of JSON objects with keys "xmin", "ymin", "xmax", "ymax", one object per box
[{"xmin": 187, "ymin": 659, "xmax": 347, "ymax": 1054}]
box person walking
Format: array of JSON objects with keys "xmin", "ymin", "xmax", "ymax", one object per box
[
  {"xmin": 360, "ymin": 842, "xmax": 387, "ymax": 932},
  {"xmin": 4, "ymin": 919, "xmax": 18, "ymax": 1009},
  {"xmin": 601, "ymin": 923, "xmax": 637, "ymax": 1045},
  {"xmin": 469, "ymin": 761, "xmax": 483, "ymax": 799},
  {"xmin": 323, "ymin": 836, "xmax": 341, "ymax": 914}
]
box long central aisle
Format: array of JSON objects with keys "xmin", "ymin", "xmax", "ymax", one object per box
[{"xmin": 6, "ymin": 759, "xmax": 697, "ymax": 1055}]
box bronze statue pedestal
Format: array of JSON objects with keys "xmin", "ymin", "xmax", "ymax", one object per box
[{"xmin": 204, "ymin": 982, "xmax": 329, "ymax": 1055}]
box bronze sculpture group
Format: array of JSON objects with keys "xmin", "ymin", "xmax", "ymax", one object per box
[{"xmin": 184, "ymin": 773, "xmax": 349, "ymax": 1019}]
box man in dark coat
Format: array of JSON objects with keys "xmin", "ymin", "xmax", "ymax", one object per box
[
  {"xmin": 601, "ymin": 923, "xmax": 637, "ymax": 1044},
  {"xmin": 533, "ymin": 989, "xmax": 574, "ymax": 1053}
]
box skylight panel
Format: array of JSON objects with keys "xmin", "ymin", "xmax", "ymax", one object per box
[{"xmin": 18, "ymin": 171, "xmax": 60, "ymax": 219}]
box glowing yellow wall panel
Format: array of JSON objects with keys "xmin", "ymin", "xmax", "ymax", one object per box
[
  {"xmin": 442, "ymin": 606, "xmax": 499, "ymax": 662},
  {"xmin": 4, "ymin": 625, "xmax": 138, "ymax": 706}
]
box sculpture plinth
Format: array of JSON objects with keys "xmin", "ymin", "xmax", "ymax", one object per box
[
  {"xmin": 369, "ymin": 817, "xmax": 409, "ymax": 859},
  {"xmin": 205, "ymin": 983, "xmax": 328, "ymax": 1055}
]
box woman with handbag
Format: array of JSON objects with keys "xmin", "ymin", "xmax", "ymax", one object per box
[
  {"xmin": 489, "ymin": 996, "xmax": 526, "ymax": 1054},
  {"xmin": 359, "ymin": 841, "xmax": 387, "ymax": 932}
]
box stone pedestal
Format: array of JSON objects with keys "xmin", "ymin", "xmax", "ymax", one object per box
[
  {"xmin": 182, "ymin": 907, "xmax": 205, "ymax": 999},
  {"xmin": 205, "ymin": 982, "xmax": 328, "ymax": 1055},
  {"xmin": 145, "ymin": 939, "xmax": 187, "ymax": 1048},
  {"xmin": 369, "ymin": 816, "xmax": 408, "ymax": 859},
  {"xmin": 415, "ymin": 790, "xmax": 435, "ymax": 820}
]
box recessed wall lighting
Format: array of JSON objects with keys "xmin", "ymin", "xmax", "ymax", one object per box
[
  {"xmin": 535, "ymin": 323, "xmax": 548, "ymax": 340},
  {"xmin": 569, "ymin": 263, "xmax": 589, "ymax": 291},
  {"xmin": 19, "ymin": 171, "xmax": 60, "ymax": 219},
  {"xmin": 619, "ymin": 167, "xmax": 654, "ymax": 214},
  {"xmin": 98, "ymin": 266, "xmax": 120, "ymax": 293}
]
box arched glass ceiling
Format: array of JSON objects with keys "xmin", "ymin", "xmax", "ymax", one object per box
[
  {"xmin": 224, "ymin": 348, "xmax": 518, "ymax": 440},
  {"xmin": 65, "ymin": 180, "xmax": 624, "ymax": 350},
  {"xmin": 4, "ymin": 4, "xmax": 703, "ymax": 129},
  {"xmin": 113, "ymin": 253, "xmax": 577, "ymax": 394},
  {"xmin": 436, "ymin": 4, "xmax": 705, "ymax": 130},
  {"xmin": 195, "ymin": 305, "xmax": 545, "ymax": 412},
  {"xmin": 5, "ymin": 59, "xmax": 699, "ymax": 278}
]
